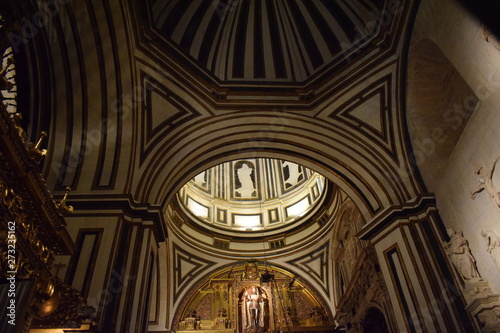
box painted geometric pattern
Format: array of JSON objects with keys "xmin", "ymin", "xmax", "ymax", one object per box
[
  {"xmin": 140, "ymin": 73, "xmax": 201, "ymax": 162},
  {"xmin": 150, "ymin": 0, "xmax": 385, "ymax": 82},
  {"xmin": 328, "ymin": 74, "xmax": 397, "ymax": 160},
  {"xmin": 173, "ymin": 243, "xmax": 215, "ymax": 301},
  {"xmin": 287, "ymin": 241, "xmax": 330, "ymax": 294}
]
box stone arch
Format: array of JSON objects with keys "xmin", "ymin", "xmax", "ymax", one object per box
[
  {"xmin": 361, "ymin": 306, "xmax": 390, "ymax": 333},
  {"xmin": 136, "ymin": 113, "xmax": 415, "ymax": 221}
]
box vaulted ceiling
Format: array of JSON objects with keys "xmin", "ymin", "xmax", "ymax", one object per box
[
  {"xmin": 1, "ymin": 0, "xmax": 434, "ymax": 325},
  {"xmin": 137, "ymin": 0, "xmax": 407, "ymax": 108},
  {"xmin": 149, "ymin": 0, "xmax": 385, "ymax": 83}
]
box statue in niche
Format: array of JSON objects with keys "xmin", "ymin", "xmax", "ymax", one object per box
[
  {"xmin": 471, "ymin": 156, "xmax": 500, "ymax": 211},
  {"xmin": 481, "ymin": 230, "xmax": 500, "ymax": 271},
  {"xmin": 282, "ymin": 161, "xmax": 303, "ymax": 188},
  {"xmin": 241, "ymin": 286, "xmax": 266, "ymax": 331},
  {"xmin": 193, "ymin": 170, "xmax": 207, "ymax": 187},
  {"xmin": 443, "ymin": 229, "xmax": 481, "ymax": 281},
  {"xmin": 235, "ymin": 162, "xmax": 256, "ymax": 198}
]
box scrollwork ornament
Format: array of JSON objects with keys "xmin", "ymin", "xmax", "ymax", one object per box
[
  {"xmin": 55, "ymin": 187, "xmax": 73, "ymax": 215},
  {"xmin": 10, "ymin": 112, "xmax": 26, "ymax": 142},
  {"xmin": 32, "ymin": 278, "xmax": 96, "ymax": 328},
  {"xmin": 16, "ymin": 255, "xmax": 36, "ymax": 280},
  {"xmin": 1, "ymin": 184, "xmax": 19, "ymax": 209},
  {"xmin": 0, "ymin": 248, "xmax": 13, "ymax": 278},
  {"xmin": 26, "ymin": 131, "xmax": 47, "ymax": 164}
]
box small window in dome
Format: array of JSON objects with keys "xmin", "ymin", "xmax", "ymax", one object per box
[
  {"xmin": 233, "ymin": 214, "xmax": 261, "ymax": 228},
  {"xmin": 187, "ymin": 197, "xmax": 209, "ymax": 219},
  {"xmin": 286, "ymin": 196, "xmax": 311, "ymax": 219}
]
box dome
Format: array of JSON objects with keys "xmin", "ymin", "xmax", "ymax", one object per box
[
  {"xmin": 148, "ymin": 0, "xmax": 386, "ymax": 84},
  {"xmin": 176, "ymin": 158, "xmax": 327, "ymax": 234}
]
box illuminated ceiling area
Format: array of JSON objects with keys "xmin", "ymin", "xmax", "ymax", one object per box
[{"xmin": 177, "ymin": 158, "xmax": 326, "ymax": 233}]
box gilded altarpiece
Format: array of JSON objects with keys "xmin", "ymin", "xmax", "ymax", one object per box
[
  {"xmin": 175, "ymin": 261, "xmax": 335, "ymax": 333},
  {"xmin": 0, "ymin": 97, "xmax": 95, "ymax": 331}
]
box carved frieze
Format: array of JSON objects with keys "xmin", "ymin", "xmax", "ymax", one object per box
[{"xmin": 443, "ymin": 228, "xmax": 500, "ymax": 332}]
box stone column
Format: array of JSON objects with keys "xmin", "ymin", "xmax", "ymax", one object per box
[{"xmin": 359, "ymin": 195, "xmax": 478, "ymax": 332}]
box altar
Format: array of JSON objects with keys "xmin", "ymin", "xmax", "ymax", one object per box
[{"xmin": 173, "ymin": 260, "xmax": 335, "ymax": 333}]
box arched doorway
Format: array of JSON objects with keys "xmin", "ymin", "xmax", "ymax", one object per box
[{"xmin": 361, "ymin": 307, "xmax": 389, "ymax": 333}]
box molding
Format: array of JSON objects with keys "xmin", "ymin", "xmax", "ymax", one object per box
[
  {"xmin": 359, "ymin": 194, "xmax": 437, "ymax": 242},
  {"xmin": 61, "ymin": 194, "xmax": 166, "ymax": 242}
]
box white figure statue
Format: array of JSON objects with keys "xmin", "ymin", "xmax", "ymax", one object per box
[
  {"xmin": 241, "ymin": 286, "xmax": 265, "ymax": 331},
  {"xmin": 471, "ymin": 157, "xmax": 500, "ymax": 211},
  {"xmin": 443, "ymin": 229, "xmax": 481, "ymax": 281},
  {"xmin": 282, "ymin": 161, "xmax": 302, "ymax": 187},
  {"xmin": 481, "ymin": 230, "xmax": 500, "ymax": 271},
  {"xmin": 193, "ymin": 171, "xmax": 206, "ymax": 187},
  {"xmin": 236, "ymin": 163, "xmax": 256, "ymax": 198}
]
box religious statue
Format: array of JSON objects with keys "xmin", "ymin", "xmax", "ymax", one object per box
[
  {"xmin": 241, "ymin": 286, "xmax": 266, "ymax": 331},
  {"xmin": 471, "ymin": 157, "xmax": 500, "ymax": 211},
  {"xmin": 193, "ymin": 171, "xmax": 207, "ymax": 187},
  {"xmin": 235, "ymin": 162, "xmax": 256, "ymax": 198},
  {"xmin": 282, "ymin": 161, "xmax": 302, "ymax": 188},
  {"xmin": 481, "ymin": 230, "xmax": 500, "ymax": 271},
  {"xmin": 442, "ymin": 229, "xmax": 481, "ymax": 281}
]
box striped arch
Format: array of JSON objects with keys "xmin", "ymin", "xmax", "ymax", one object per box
[{"xmin": 134, "ymin": 111, "xmax": 420, "ymax": 220}]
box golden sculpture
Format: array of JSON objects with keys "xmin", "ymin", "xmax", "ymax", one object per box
[
  {"xmin": 26, "ymin": 131, "xmax": 48, "ymax": 164},
  {"xmin": 0, "ymin": 94, "xmax": 92, "ymax": 331},
  {"xmin": 56, "ymin": 187, "xmax": 74, "ymax": 215},
  {"xmin": 175, "ymin": 261, "xmax": 334, "ymax": 332},
  {"xmin": 10, "ymin": 112, "xmax": 26, "ymax": 142}
]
